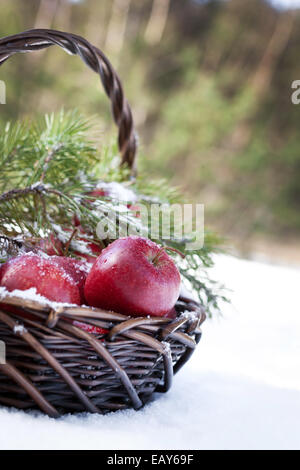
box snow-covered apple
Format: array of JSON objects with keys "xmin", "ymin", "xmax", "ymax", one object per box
[
  {"xmin": 53, "ymin": 256, "xmax": 88, "ymax": 304},
  {"xmin": 0, "ymin": 254, "xmax": 87, "ymax": 305},
  {"xmin": 84, "ymin": 236, "xmax": 181, "ymax": 317}
]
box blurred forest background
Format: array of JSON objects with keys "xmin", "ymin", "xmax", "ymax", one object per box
[{"xmin": 0, "ymin": 0, "xmax": 299, "ymax": 260}]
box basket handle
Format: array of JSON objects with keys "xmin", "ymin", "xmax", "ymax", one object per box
[{"xmin": 0, "ymin": 29, "xmax": 137, "ymax": 175}]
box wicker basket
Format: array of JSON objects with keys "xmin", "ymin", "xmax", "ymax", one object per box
[{"xmin": 0, "ymin": 29, "xmax": 206, "ymax": 417}]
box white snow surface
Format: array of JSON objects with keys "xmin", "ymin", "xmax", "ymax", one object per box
[{"xmin": 0, "ymin": 255, "xmax": 300, "ymax": 450}]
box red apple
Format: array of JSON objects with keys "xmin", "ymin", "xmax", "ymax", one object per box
[
  {"xmin": 74, "ymin": 239, "xmax": 103, "ymax": 264},
  {"xmin": 89, "ymin": 188, "xmax": 106, "ymax": 199},
  {"xmin": 90, "ymin": 182, "xmax": 137, "ymax": 202},
  {"xmin": 90, "ymin": 184, "xmax": 140, "ymax": 217},
  {"xmin": 0, "ymin": 254, "xmax": 87, "ymax": 305},
  {"xmin": 164, "ymin": 307, "xmax": 177, "ymax": 319},
  {"xmin": 73, "ymin": 182, "xmax": 139, "ymax": 229},
  {"xmin": 36, "ymin": 234, "xmax": 64, "ymax": 256},
  {"xmin": 52, "ymin": 256, "xmax": 89, "ymax": 304},
  {"xmin": 128, "ymin": 203, "xmax": 141, "ymax": 218},
  {"xmin": 72, "ymin": 320, "xmax": 108, "ymax": 335},
  {"xmin": 72, "ymin": 214, "xmax": 81, "ymax": 227},
  {"xmin": 84, "ymin": 236, "xmax": 181, "ymax": 317}
]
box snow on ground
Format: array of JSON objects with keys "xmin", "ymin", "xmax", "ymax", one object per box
[{"xmin": 0, "ymin": 255, "xmax": 300, "ymax": 450}]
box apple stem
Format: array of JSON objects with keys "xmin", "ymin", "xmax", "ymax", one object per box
[
  {"xmin": 152, "ymin": 245, "xmax": 185, "ymax": 265},
  {"xmin": 64, "ymin": 228, "xmax": 78, "ymax": 256}
]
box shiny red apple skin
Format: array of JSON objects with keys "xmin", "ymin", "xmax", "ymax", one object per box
[
  {"xmin": 164, "ymin": 307, "xmax": 177, "ymax": 319},
  {"xmin": 0, "ymin": 254, "xmax": 86, "ymax": 305},
  {"xmin": 52, "ymin": 256, "xmax": 88, "ymax": 304},
  {"xmin": 84, "ymin": 236, "xmax": 181, "ymax": 317}
]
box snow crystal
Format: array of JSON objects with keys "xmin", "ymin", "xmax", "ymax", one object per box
[
  {"xmin": 0, "ymin": 286, "xmax": 79, "ymax": 308},
  {"xmin": 180, "ymin": 310, "xmax": 199, "ymax": 322},
  {"xmin": 68, "ymin": 239, "xmax": 92, "ymax": 255},
  {"xmin": 161, "ymin": 341, "xmax": 171, "ymax": 355},
  {"xmin": 95, "ymin": 181, "xmax": 137, "ymax": 202},
  {"xmin": 13, "ymin": 324, "xmax": 26, "ymax": 334},
  {"xmin": 51, "ymin": 224, "xmax": 71, "ymax": 243},
  {"xmin": 28, "ymin": 250, "xmax": 51, "ymax": 259},
  {"xmin": 30, "ymin": 182, "xmax": 44, "ymax": 190},
  {"xmin": 180, "ymin": 283, "xmax": 197, "ymax": 302},
  {"xmin": 74, "ymin": 262, "xmax": 91, "ymax": 273}
]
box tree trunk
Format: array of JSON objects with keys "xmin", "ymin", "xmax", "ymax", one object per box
[
  {"xmin": 228, "ymin": 11, "xmax": 296, "ymax": 152},
  {"xmin": 144, "ymin": 0, "xmax": 170, "ymax": 46},
  {"xmin": 34, "ymin": 0, "xmax": 59, "ymax": 29},
  {"xmin": 104, "ymin": 0, "xmax": 132, "ymax": 59}
]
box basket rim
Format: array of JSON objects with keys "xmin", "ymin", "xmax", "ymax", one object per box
[
  {"xmin": 0, "ymin": 290, "xmax": 205, "ymax": 416},
  {"xmin": 0, "ymin": 286, "xmax": 205, "ymax": 330}
]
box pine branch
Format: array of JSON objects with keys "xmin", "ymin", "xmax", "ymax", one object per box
[
  {"xmin": 0, "ymin": 110, "xmax": 228, "ymax": 317},
  {"xmin": 0, "ymin": 235, "xmax": 36, "ymax": 262},
  {"xmin": 0, "ymin": 109, "xmax": 98, "ymax": 195}
]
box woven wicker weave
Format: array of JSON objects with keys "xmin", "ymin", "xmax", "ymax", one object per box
[{"xmin": 0, "ymin": 29, "xmax": 205, "ymax": 417}]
